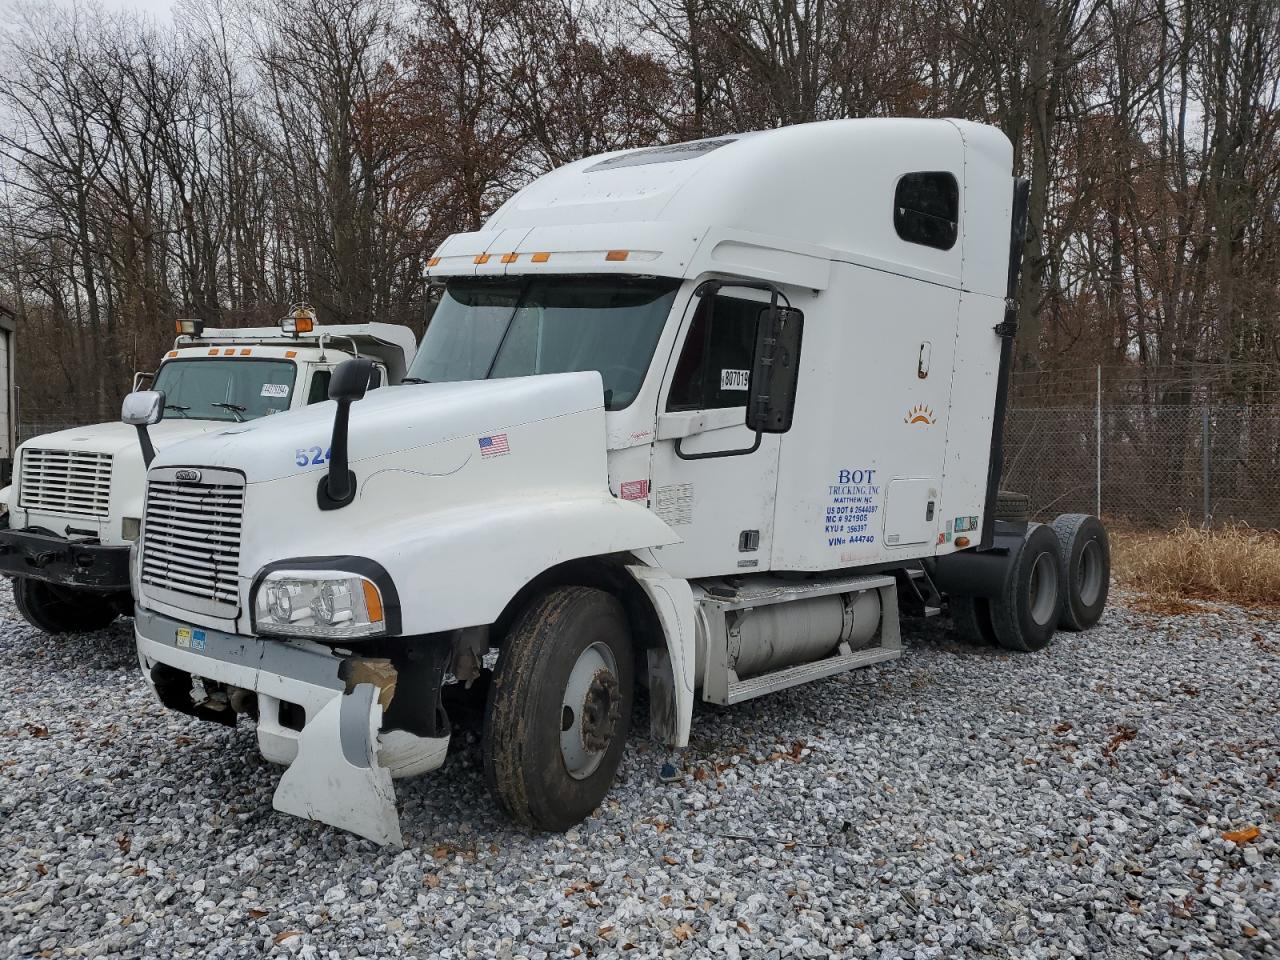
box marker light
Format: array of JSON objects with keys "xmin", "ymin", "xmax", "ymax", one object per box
[
  {"xmin": 531, "ymin": 252, "xmax": 551, "ymax": 263},
  {"xmin": 605, "ymin": 250, "xmax": 629, "ymax": 261},
  {"xmin": 255, "ymin": 571, "xmax": 386, "ymax": 640},
  {"xmin": 174, "ymin": 318, "xmax": 204, "ymax": 336},
  {"xmin": 282, "ymin": 303, "xmax": 317, "ymax": 335}
]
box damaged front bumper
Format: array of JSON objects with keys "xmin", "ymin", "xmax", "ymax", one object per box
[{"xmin": 134, "ymin": 606, "xmax": 451, "ymax": 845}]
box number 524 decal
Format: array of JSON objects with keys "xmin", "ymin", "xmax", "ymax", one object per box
[{"xmin": 295, "ymin": 446, "xmax": 332, "ymax": 466}]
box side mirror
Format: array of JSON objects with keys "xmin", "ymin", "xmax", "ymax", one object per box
[
  {"xmin": 122, "ymin": 390, "xmax": 166, "ymax": 467},
  {"xmin": 122, "ymin": 390, "xmax": 165, "ymax": 426},
  {"xmin": 746, "ymin": 305, "xmax": 804, "ymax": 433},
  {"xmin": 319, "ymin": 358, "xmax": 375, "ymax": 510}
]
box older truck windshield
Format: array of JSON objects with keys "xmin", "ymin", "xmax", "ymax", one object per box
[
  {"xmin": 152, "ymin": 358, "xmax": 297, "ymax": 421},
  {"xmin": 410, "ymin": 277, "xmax": 681, "ymax": 410}
]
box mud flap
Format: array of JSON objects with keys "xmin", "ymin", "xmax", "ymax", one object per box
[{"xmin": 272, "ymin": 682, "xmax": 403, "ymax": 847}]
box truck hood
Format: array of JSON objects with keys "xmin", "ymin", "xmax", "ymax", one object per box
[
  {"xmin": 150, "ymin": 372, "xmax": 608, "ymax": 483},
  {"xmin": 20, "ymin": 418, "xmax": 230, "ymax": 458}
]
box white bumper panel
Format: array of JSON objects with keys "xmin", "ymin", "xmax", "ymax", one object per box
[{"xmin": 134, "ymin": 607, "xmax": 448, "ymax": 778}]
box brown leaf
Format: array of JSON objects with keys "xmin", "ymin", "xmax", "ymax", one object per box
[
  {"xmin": 662, "ymin": 855, "xmax": 679, "ymax": 866},
  {"xmin": 1243, "ymin": 925, "xmax": 1258, "ymax": 937},
  {"xmin": 119, "ymin": 914, "xmax": 135, "ymax": 926},
  {"xmin": 565, "ymin": 880, "xmax": 598, "ymax": 897},
  {"xmin": 25, "ymin": 723, "xmax": 49, "ymax": 738},
  {"xmin": 34, "ymin": 863, "xmax": 47, "ymax": 876},
  {"xmin": 273, "ymin": 930, "xmax": 302, "ymax": 945},
  {"xmin": 673, "ymin": 921, "xmax": 695, "ymax": 942},
  {"xmin": 570, "ymin": 949, "xmax": 582, "ymax": 958},
  {"xmin": 660, "ymin": 894, "xmax": 673, "ymax": 907},
  {"xmin": 693, "ymin": 767, "xmax": 707, "ymax": 781},
  {"xmin": 432, "ymin": 845, "xmax": 451, "ymax": 860},
  {"xmin": 116, "ymin": 834, "xmax": 131, "ymax": 854},
  {"xmin": 597, "ymin": 925, "xmax": 614, "ymax": 938},
  {"xmin": 247, "ymin": 909, "xmax": 269, "ymax": 919},
  {"xmin": 736, "ymin": 919, "xmax": 752, "ymax": 933},
  {"xmin": 1222, "ymin": 826, "xmax": 1261, "ymax": 845},
  {"xmin": 422, "ymin": 873, "xmax": 441, "ymax": 888},
  {"xmin": 1103, "ymin": 725, "xmax": 1138, "ymax": 758},
  {"xmin": 1052, "ymin": 722, "xmax": 1073, "ymax": 734}
]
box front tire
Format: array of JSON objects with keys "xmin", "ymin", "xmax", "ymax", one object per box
[
  {"xmin": 12, "ymin": 577, "xmax": 119, "ymax": 634},
  {"xmin": 483, "ymin": 586, "xmax": 633, "ymax": 831}
]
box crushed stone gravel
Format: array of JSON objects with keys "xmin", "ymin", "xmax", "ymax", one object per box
[{"xmin": 0, "ymin": 590, "xmax": 1276, "ymax": 959}]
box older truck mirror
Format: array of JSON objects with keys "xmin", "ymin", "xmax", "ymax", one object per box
[
  {"xmin": 121, "ymin": 390, "xmax": 165, "ymax": 467},
  {"xmin": 318, "ymin": 357, "xmax": 375, "ymax": 510},
  {"xmin": 746, "ymin": 305, "xmax": 804, "ymax": 433}
]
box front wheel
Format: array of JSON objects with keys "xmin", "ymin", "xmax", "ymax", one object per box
[
  {"xmin": 483, "ymin": 586, "xmax": 633, "ymax": 830},
  {"xmin": 12, "ymin": 577, "xmax": 120, "ymax": 634}
]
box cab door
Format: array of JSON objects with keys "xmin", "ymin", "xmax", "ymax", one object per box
[{"xmin": 647, "ymin": 289, "xmax": 783, "ymax": 580}]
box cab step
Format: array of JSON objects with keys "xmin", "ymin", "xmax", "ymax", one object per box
[{"xmin": 721, "ymin": 643, "xmax": 901, "ymax": 704}]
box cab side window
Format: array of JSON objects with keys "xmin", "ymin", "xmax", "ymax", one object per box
[
  {"xmin": 306, "ymin": 370, "xmax": 332, "ymax": 404},
  {"xmin": 894, "ymin": 172, "xmax": 959, "ymax": 250},
  {"xmin": 666, "ymin": 295, "xmax": 761, "ymax": 411}
]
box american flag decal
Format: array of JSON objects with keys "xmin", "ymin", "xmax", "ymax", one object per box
[{"xmin": 478, "ymin": 433, "xmax": 510, "ymax": 457}]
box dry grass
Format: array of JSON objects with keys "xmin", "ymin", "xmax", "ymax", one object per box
[{"xmin": 1110, "ymin": 521, "xmax": 1280, "ymax": 610}]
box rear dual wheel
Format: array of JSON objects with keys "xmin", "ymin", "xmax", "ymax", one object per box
[
  {"xmin": 1051, "ymin": 513, "xmax": 1110, "ymax": 631},
  {"xmin": 950, "ymin": 523, "xmax": 1065, "ymax": 652},
  {"xmin": 483, "ymin": 586, "xmax": 633, "ymax": 831}
]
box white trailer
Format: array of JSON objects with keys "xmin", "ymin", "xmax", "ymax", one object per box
[
  {"xmin": 0, "ymin": 307, "xmax": 416, "ymax": 634},
  {"xmin": 125, "ymin": 120, "xmax": 1110, "ymax": 845}
]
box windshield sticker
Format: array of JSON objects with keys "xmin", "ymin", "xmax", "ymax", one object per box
[
  {"xmin": 478, "ymin": 434, "xmax": 509, "ymax": 458},
  {"xmin": 825, "ymin": 468, "xmax": 880, "ymax": 548},
  {"xmin": 720, "ymin": 369, "xmax": 750, "ymax": 391},
  {"xmin": 261, "ymin": 383, "xmax": 289, "ymax": 398}
]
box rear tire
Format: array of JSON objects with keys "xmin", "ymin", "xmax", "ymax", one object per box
[
  {"xmin": 989, "ymin": 523, "xmax": 1064, "ymax": 653},
  {"xmin": 1051, "ymin": 513, "xmax": 1110, "ymax": 631},
  {"xmin": 12, "ymin": 577, "xmax": 119, "ymax": 634},
  {"xmin": 950, "ymin": 594, "xmax": 997, "ymax": 645},
  {"xmin": 483, "ymin": 586, "xmax": 633, "ymax": 831},
  {"xmin": 995, "ymin": 490, "xmax": 1031, "ymax": 523}
]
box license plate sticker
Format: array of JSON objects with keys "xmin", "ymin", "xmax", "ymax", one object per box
[{"xmin": 175, "ymin": 627, "xmax": 207, "ymax": 651}]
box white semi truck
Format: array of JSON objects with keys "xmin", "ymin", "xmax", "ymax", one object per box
[
  {"xmin": 0, "ymin": 308, "xmax": 416, "ymax": 634},
  {"xmin": 125, "ymin": 119, "xmax": 1110, "ymax": 846}
]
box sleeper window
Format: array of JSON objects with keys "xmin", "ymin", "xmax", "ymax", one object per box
[
  {"xmin": 307, "ymin": 370, "xmax": 332, "ymax": 404},
  {"xmin": 894, "ymin": 172, "xmax": 959, "ymax": 250},
  {"xmin": 666, "ymin": 296, "xmax": 762, "ymax": 411}
]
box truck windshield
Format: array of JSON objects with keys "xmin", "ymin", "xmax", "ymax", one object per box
[
  {"xmin": 152, "ymin": 359, "xmax": 297, "ymax": 421},
  {"xmin": 409, "ymin": 276, "xmax": 681, "ymax": 410}
]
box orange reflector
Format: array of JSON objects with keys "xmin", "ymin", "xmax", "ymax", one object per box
[
  {"xmin": 285, "ymin": 350, "xmax": 297, "ymax": 359},
  {"xmin": 240, "ymin": 348, "xmax": 252, "ymax": 356},
  {"xmin": 605, "ymin": 250, "xmax": 629, "ymax": 261},
  {"xmin": 955, "ymin": 536, "xmax": 970, "ymax": 548},
  {"xmin": 362, "ymin": 580, "xmax": 384, "ymax": 623},
  {"xmin": 428, "ymin": 256, "xmax": 440, "ymax": 267},
  {"xmin": 501, "ymin": 253, "xmax": 518, "ymax": 264},
  {"xmin": 207, "ymin": 349, "xmax": 219, "ymax": 356},
  {"xmin": 531, "ymin": 252, "xmax": 551, "ymax": 263},
  {"xmin": 474, "ymin": 253, "xmax": 490, "ymax": 264},
  {"xmin": 225, "ymin": 348, "xmax": 238, "ymax": 356},
  {"xmin": 167, "ymin": 351, "xmax": 177, "ymax": 358}
]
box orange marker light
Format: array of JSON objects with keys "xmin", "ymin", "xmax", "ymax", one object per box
[
  {"xmin": 501, "ymin": 252, "xmax": 518, "ymax": 264},
  {"xmin": 362, "ymin": 580, "xmax": 384, "ymax": 624},
  {"xmin": 167, "ymin": 351, "xmax": 177, "ymax": 358},
  {"xmin": 955, "ymin": 536, "xmax": 970, "ymax": 548},
  {"xmin": 474, "ymin": 253, "xmax": 490, "ymax": 265},
  {"xmin": 208, "ymin": 348, "xmax": 219, "ymax": 356},
  {"xmin": 531, "ymin": 252, "xmax": 551, "ymax": 263},
  {"xmin": 605, "ymin": 250, "xmax": 629, "ymax": 261},
  {"xmin": 285, "ymin": 350, "xmax": 297, "ymax": 359},
  {"xmin": 428, "ymin": 257, "xmax": 440, "ymax": 267},
  {"xmin": 240, "ymin": 348, "xmax": 252, "ymax": 356}
]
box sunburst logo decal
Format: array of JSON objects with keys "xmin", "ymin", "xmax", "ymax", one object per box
[{"xmin": 905, "ymin": 404, "xmax": 936, "ymax": 425}]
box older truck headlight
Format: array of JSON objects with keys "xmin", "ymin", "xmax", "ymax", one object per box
[{"xmin": 254, "ymin": 571, "xmax": 385, "ymax": 639}]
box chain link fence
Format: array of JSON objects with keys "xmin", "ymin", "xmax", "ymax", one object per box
[{"xmin": 1003, "ymin": 404, "xmax": 1280, "ymax": 529}]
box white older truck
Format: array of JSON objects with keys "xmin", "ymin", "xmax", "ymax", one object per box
[
  {"xmin": 126, "ymin": 119, "xmax": 1110, "ymax": 845},
  {"xmin": 0, "ymin": 308, "xmax": 415, "ymax": 633}
]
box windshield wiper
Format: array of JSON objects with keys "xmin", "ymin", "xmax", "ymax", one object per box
[
  {"xmin": 164, "ymin": 403, "xmax": 191, "ymax": 418},
  {"xmin": 211, "ymin": 402, "xmax": 247, "ymax": 422},
  {"xmin": 400, "ymin": 376, "xmax": 430, "ymax": 384}
]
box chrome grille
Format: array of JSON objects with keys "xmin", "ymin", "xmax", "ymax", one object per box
[
  {"xmin": 141, "ymin": 467, "xmax": 244, "ymax": 617},
  {"xmin": 19, "ymin": 449, "xmax": 113, "ymax": 518}
]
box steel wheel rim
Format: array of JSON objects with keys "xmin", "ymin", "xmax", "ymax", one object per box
[
  {"xmin": 1028, "ymin": 551, "xmax": 1058, "ymax": 626},
  {"xmin": 560, "ymin": 641, "xmax": 620, "ymax": 780},
  {"xmin": 1077, "ymin": 539, "xmax": 1104, "ymax": 607}
]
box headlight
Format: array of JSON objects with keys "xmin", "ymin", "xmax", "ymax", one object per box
[{"xmin": 254, "ymin": 571, "xmax": 385, "ymax": 639}]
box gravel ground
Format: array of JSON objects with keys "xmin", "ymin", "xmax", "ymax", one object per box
[{"xmin": 1, "ymin": 590, "xmax": 1277, "ymax": 960}]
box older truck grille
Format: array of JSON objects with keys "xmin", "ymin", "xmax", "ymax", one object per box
[
  {"xmin": 19, "ymin": 449, "xmax": 113, "ymax": 518},
  {"xmin": 141, "ymin": 467, "xmax": 245, "ymax": 618}
]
